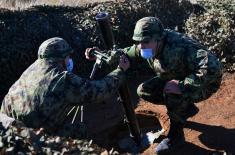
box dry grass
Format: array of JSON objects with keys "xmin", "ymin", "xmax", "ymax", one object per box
[{"xmin": 0, "ymin": 0, "xmax": 116, "ymax": 10}]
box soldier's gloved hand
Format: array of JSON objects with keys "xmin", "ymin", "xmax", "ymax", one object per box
[
  {"xmin": 118, "ymin": 55, "xmax": 130, "ymax": 71},
  {"xmin": 141, "ymin": 129, "xmax": 165, "ymax": 150},
  {"xmin": 85, "ymin": 47, "xmax": 101, "ymax": 60},
  {"xmin": 141, "ymin": 132, "xmax": 156, "ymax": 146}
]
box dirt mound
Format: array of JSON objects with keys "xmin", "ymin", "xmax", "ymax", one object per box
[{"xmin": 0, "ymin": 124, "xmax": 105, "ymax": 154}]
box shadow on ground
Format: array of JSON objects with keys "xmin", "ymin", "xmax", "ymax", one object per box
[{"xmin": 184, "ymin": 121, "xmax": 235, "ymax": 154}]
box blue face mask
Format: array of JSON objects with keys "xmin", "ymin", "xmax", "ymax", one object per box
[
  {"xmin": 140, "ymin": 49, "xmax": 154, "ymax": 59},
  {"xmin": 66, "ymin": 58, "xmax": 73, "ymax": 72}
]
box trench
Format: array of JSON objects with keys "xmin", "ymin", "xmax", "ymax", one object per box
[
  {"xmin": 82, "ymin": 75, "xmax": 166, "ymax": 153},
  {"xmin": 87, "ymin": 112, "xmax": 162, "ymax": 153}
]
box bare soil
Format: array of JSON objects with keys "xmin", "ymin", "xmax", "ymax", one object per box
[
  {"xmin": 138, "ymin": 73, "xmax": 235, "ymax": 155},
  {"xmin": 93, "ymin": 73, "xmax": 235, "ymax": 154}
]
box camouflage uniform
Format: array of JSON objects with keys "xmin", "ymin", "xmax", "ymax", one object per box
[
  {"xmin": 1, "ymin": 37, "xmax": 125, "ymax": 132},
  {"xmin": 125, "ymin": 17, "xmax": 223, "ymax": 123}
]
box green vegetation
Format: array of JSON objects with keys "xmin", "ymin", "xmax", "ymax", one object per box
[{"xmin": 185, "ymin": 0, "xmax": 235, "ymax": 72}]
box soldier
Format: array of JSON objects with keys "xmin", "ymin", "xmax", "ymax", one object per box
[
  {"xmin": 86, "ymin": 17, "xmax": 223, "ymax": 153},
  {"xmin": 1, "ymin": 37, "xmax": 130, "ymax": 134}
]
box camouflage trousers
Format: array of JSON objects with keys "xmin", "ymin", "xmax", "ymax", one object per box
[{"xmin": 137, "ymin": 76, "xmax": 222, "ymax": 123}]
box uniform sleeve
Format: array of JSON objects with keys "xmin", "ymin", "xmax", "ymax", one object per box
[
  {"xmin": 178, "ymin": 47, "xmax": 208, "ymax": 91},
  {"xmin": 124, "ymin": 44, "xmax": 142, "ymax": 60},
  {"xmin": 123, "ymin": 44, "xmax": 147, "ymax": 70},
  {"xmin": 105, "ymin": 44, "xmax": 142, "ymax": 71},
  {"xmin": 65, "ymin": 68, "xmax": 125, "ymax": 104}
]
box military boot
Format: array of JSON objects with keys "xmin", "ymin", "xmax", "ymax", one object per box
[
  {"xmin": 155, "ymin": 120, "xmax": 185, "ymax": 154},
  {"xmin": 183, "ymin": 103, "xmax": 199, "ymax": 120}
]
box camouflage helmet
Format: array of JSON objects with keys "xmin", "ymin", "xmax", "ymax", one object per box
[
  {"xmin": 38, "ymin": 37, "xmax": 73, "ymax": 59},
  {"xmin": 132, "ymin": 17, "xmax": 165, "ymax": 42}
]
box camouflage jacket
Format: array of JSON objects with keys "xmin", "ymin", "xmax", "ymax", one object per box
[
  {"xmin": 1, "ymin": 59, "xmax": 125, "ymax": 129},
  {"xmin": 124, "ymin": 29, "xmax": 223, "ymax": 92}
]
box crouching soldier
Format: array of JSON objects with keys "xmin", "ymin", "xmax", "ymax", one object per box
[
  {"xmin": 1, "ymin": 37, "xmax": 130, "ymax": 137},
  {"xmin": 86, "ymin": 17, "xmax": 223, "ymax": 154}
]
